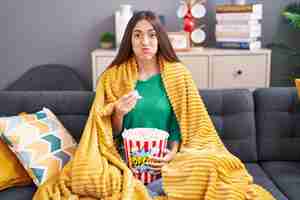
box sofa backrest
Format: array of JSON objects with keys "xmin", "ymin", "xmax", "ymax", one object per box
[
  {"xmin": 254, "ymin": 88, "xmax": 300, "ymax": 161},
  {"xmin": 0, "ymin": 90, "xmax": 258, "ymax": 162},
  {"xmin": 0, "ymin": 91, "xmax": 94, "ymax": 142},
  {"xmin": 200, "ymin": 89, "xmax": 257, "ymax": 162}
]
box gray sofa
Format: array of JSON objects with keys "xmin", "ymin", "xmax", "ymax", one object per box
[{"xmin": 0, "ymin": 88, "xmax": 299, "ymax": 200}]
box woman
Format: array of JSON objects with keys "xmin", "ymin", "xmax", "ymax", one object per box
[
  {"xmin": 33, "ymin": 10, "xmax": 275, "ymax": 200},
  {"xmin": 109, "ymin": 10, "xmax": 182, "ymax": 197}
]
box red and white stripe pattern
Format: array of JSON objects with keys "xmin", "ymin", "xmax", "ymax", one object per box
[{"xmin": 122, "ymin": 128, "xmax": 168, "ymax": 184}]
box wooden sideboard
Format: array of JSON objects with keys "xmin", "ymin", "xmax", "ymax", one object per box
[{"xmin": 91, "ymin": 48, "xmax": 271, "ymax": 91}]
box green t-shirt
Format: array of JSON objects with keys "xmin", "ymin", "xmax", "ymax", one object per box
[
  {"xmin": 123, "ymin": 74, "xmax": 181, "ymax": 142},
  {"xmin": 115, "ymin": 74, "xmax": 181, "ymax": 157}
]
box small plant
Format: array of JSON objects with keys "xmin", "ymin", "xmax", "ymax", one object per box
[
  {"xmin": 100, "ymin": 32, "xmax": 114, "ymax": 43},
  {"xmin": 99, "ymin": 32, "xmax": 115, "ymax": 49},
  {"xmin": 282, "ymin": 2, "xmax": 300, "ymax": 29}
]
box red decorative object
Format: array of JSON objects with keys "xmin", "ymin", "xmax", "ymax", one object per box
[
  {"xmin": 176, "ymin": 0, "xmax": 207, "ymax": 44},
  {"xmin": 183, "ymin": 12, "xmax": 195, "ymax": 33}
]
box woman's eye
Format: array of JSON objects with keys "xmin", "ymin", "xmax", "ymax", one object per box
[
  {"xmin": 134, "ymin": 33, "xmax": 141, "ymax": 38},
  {"xmin": 150, "ymin": 33, "xmax": 156, "ymax": 38}
]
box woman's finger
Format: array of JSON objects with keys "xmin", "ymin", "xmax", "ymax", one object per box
[
  {"xmin": 126, "ymin": 97, "xmax": 138, "ymax": 105},
  {"xmin": 149, "ymin": 156, "xmax": 166, "ymax": 163},
  {"xmin": 150, "ymin": 167, "xmax": 162, "ymax": 172},
  {"xmin": 120, "ymin": 92, "xmax": 135, "ymax": 102},
  {"xmin": 148, "ymin": 161, "xmax": 165, "ymax": 169},
  {"xmin": 127, "ymin": 99, "xmax": 137, "ymax": 109},
  {"xmin": 149, "ymin": 164, "xmax": 163, "ymax": 171},
  {"xmin": 150, "ymin": 171, "xmax": 161, "ymax": 176},
  {"xmin": 124, "ymin": 95, "xmax": 139, "ymax": 105},
  {"xmin": 119, "ymin": 96, "xmax": 136, "ymax": 107}
]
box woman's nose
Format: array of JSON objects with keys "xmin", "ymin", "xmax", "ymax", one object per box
[{"xmin": 141, "ymin": 35, "xmax": 150, "ymax": 45}]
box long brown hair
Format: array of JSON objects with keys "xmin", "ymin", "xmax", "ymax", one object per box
[{"xmin": 108, "ymin": 10, "xmax": 180, "ymax": 68}]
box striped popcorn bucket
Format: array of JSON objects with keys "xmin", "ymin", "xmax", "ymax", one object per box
[{"xmin": 122, "ymin": 128, "xmax": 169, "ymax": 184}]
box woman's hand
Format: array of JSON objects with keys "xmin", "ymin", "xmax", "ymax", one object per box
[
  {"xmin": 111, "ymin": 90, "xmax": 141, "ymax": 135},
  {"xmin": 114, "ymin": 90, "xmax": 140, "ymax": 117},
  {"xmin": 148, "ymin": 141, "xmax": 180, "ymax": 173},
  {"xmin": 148, "ymin": 150, "xmax": 176, "ymax": 173}
]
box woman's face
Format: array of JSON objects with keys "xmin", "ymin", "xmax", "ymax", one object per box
[{"xmin": 131, "ymin": 19, "xmax": 158, "ymax": 62}]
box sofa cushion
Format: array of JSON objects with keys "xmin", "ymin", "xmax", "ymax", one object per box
[
  {"xmin": 245, "ymin": 163, "xmax": 288, "ymax": 200},
  {"xmin": 261, "ymin": 161, "xmax": 300, "ymax": 200},
  {"xmin": 0, "ymin": 184, "xmax": 36, "ymax": 200},
  {"xmin": 0, "ymin": 108, "xmax": 77, "ymax": 186},
  {"xmin": 0, "ymin": 164, "xmax": 289, "ymax": 200},
  {"xmin": 200, "ymin": 89, "xmax": 257, "ymax": 162},
  {"xmin": 57, "ymin": 115, "xmax": 90, "ymax": 142},
  {"xmin": 0, "ymin": 91, "xmax": 94, "ymax": 141},
  {"xmin": 5, "ymin": 64, "xmax": 87, "ymax": 91},
  {"xmin": 254, "ymin": 88, "xmax": 300, "ymax": 161}
]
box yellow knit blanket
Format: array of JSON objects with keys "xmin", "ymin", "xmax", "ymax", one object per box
[{"xmin": 33, "ymin": 57, "xmax": 275, "ymax": 200}]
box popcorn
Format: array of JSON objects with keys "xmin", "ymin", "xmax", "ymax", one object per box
[
  {"xmin": 132, "ymin": 90, "xmax": 142, "ymax": 99},
  {"xmin": 122, "ymin": 128, "xmax": 169, "ymax": 184}
]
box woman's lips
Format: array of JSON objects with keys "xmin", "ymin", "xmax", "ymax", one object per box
[{"xmin": 142, "ymin": 48, "xmax": 152, "ymax": 54}]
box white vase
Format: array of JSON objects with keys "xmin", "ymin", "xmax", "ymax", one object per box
[
  {"xmin": 120, "ymin": 5, "xmax": 132, "ymax": 17},
  {"xmin": 115, "ymin": 4, "xmax": 133, "ymax": 48}
]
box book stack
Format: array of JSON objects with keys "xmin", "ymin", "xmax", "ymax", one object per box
[{"xmin": 215, "ymin": 4, "xmax": 263, "ymax": 50}]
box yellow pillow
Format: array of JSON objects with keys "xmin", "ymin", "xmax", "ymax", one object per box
[
  {"xmin": 295, "ymin": 79, "xmax": 300, "ymax": 98},
  {"xmin": 0, "ymin": 139, "xmax": 32, "ymax": 190}
]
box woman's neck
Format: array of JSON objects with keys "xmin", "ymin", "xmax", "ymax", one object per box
[{"xmin": 136, "ymin": 56, "xmax": 160, "ymax": 78}]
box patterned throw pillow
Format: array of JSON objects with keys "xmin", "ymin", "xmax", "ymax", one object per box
[{"xmin": 0, "ymin": 107, "xmax": 77, "ymax": 186}]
